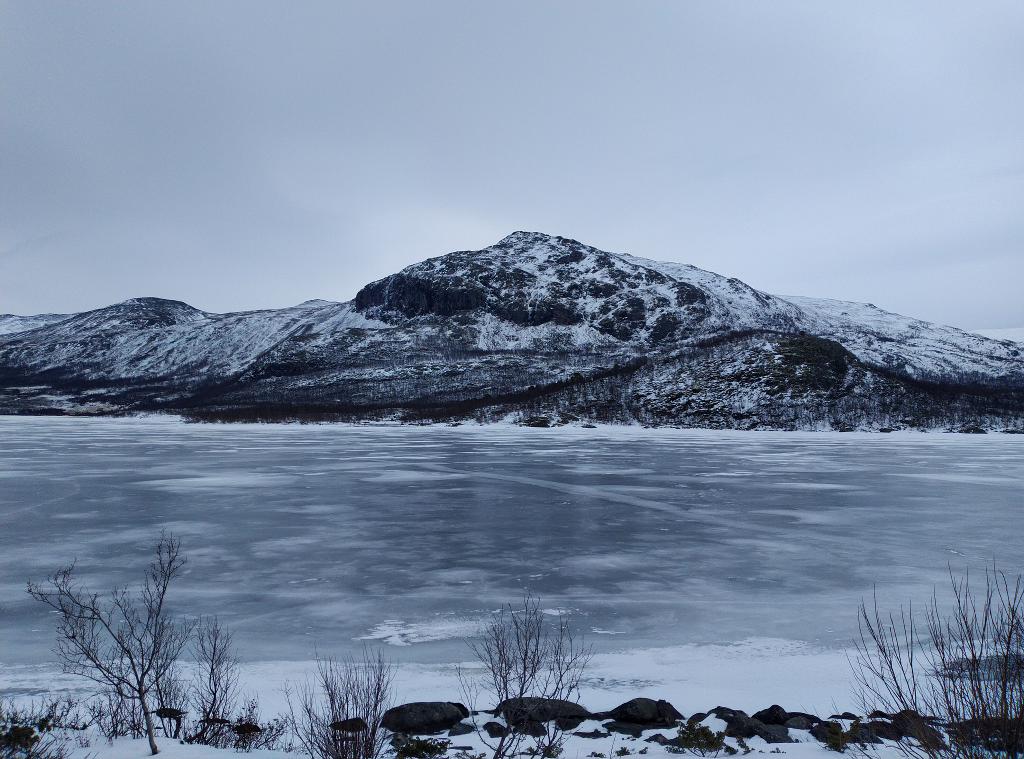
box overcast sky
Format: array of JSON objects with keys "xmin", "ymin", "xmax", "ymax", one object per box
[{"xmin": 3, "ymin": 1, "xmax": 1021, "ymax": 330}]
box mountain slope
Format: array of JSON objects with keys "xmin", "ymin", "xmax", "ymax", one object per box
[{"xmin": 1, "ymin": 232, "xmax": 1020, "ymax": 429}]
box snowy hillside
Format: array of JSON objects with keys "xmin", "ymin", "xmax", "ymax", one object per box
[
  {"xmin": 0, "ymin": 312, "xmax": 73, "ymax": 335},
  {"xmin": 1, "ymin": 232, "xmax": 1020, "ymax": 429}
]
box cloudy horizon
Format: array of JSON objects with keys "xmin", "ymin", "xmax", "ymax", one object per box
[{"xmin": 2, "ymin": 1, "xmax": 1021, "ymax": 331}]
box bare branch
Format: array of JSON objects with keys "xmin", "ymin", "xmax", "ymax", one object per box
[{"xmin": 27, "ymin": 533, "xmax": 193, "ymax": 756}]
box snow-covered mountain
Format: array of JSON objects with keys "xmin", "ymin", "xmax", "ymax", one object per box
[{"xmin": 1, "ymin": 232, "xmax": 1020, "ymax": 429}]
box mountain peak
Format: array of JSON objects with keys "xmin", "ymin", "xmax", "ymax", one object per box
[{"xmin": 2, "ymin": 232, "xmax": 1020, "ymax": 428}]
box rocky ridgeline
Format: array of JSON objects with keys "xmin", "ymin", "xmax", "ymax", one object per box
[
  {"xmin": 2, "ymin": 232, "xmax": 1021, "ymax": 429},
  {"xmin": 378, "ymin": 697, "xmax": 942, "ymax": 748}
]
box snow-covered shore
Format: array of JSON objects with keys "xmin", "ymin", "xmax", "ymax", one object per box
[{"xmin": 16, "ymin": 638, "xmax": 893, "ymax": 759}]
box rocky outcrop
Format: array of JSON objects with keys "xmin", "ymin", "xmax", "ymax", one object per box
[
  {"xmin": 602, "ymin": 698, "xmax": 684, "ymax": 727},
  {"xmin": 380, "ymin": 702, "xmax": 469, "ymax": 735},
  {"xmin": 707, "ymin": 707, "xmax": 794, "ymax": 744},
  {"xmin": 495, "ymin": 698, "xmax": 591, "ymax": 724}
]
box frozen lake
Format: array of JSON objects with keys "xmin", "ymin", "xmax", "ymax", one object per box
[{"xmin": 2, "ymin": 417, "xmax": 1021, "ymax": 705}]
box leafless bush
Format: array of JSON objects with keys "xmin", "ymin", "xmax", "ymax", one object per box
[
  {"xmin": 86, "ymin": 689, "xmax": 145, "ymax": 742},
  {"xmin": 288, "ymin": 649, "xmax": 395, "ymax": 759},
  {"xmin": 184, "ymin": 616, "xmax": 242, "ymax": 747},
  {"xmin": 1, "ymin": 697, "xmax": 87, "ymax": 759},
  {"xmin": 458, "ymin": 594, "xmax": 592, "ymax": 759},
  {"xmin": 27, "ymin": 533, "xmax": 195, "ymax": 755},
  {"xmin": 230, "ymin": 696, "xmax": 291, "ymax": 752},
  {"xmin": 853, "ymin": 568, "xmax": 1024, "ymax": 759}
]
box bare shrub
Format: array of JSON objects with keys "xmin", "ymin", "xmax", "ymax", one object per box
[
  {"xmin": 27, "ymin": 533, "xmax": 195, "ymax": 755},
  {"xmin": 853, "ymin": 568, "xmax": 1024, "ymax": 759},
  {"xmin": 230, "ymin": 696, "xmax": 291, "ymax": 752},
  {"xmin": 288, "ymin": 649, "xmax": 395, "ymax": 759},
  {"xmin": 86, "ymin": 689, "xmax": 145, "ymax": 742},
  {"xmin": 458, "ymin": 594, "xmax": 592, "ymax": 759},
  {"xmin": 184, "ymin": 616, "xmax": 242, "ymax": 747},
  {"xmin": 0, "ymin": 697, "xmax": 87, "ymax": 759}
]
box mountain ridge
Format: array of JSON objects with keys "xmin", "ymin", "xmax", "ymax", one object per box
[{"xmin": 2, "ymin": 232, "xmax": 1021, "ymax": 429}]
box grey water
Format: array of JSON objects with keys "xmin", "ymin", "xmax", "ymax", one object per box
[{"xmin": 2, "ymin": 417, "xmax": 1021, "ymax": 674}]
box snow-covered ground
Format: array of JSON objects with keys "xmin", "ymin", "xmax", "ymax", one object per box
[{"xmin": 47, "ymin": 641, "xmax": 899, "ymax": 757}]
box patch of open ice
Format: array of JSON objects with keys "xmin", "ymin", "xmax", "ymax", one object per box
[{"xmin": 356, "ymin": 617, "xmax": 488, "ymax": 647}]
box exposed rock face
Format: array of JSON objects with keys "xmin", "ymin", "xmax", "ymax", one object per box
[
  {"xmin": 495, "ymin": 698, "xmax": 591, "ymax": 724},
  {"xmin": 2, "ymin": 232, "xmax": 1021, "ymax": 429},
  {"xmin": 380, "ymin": 702, "xmax": 469, "ymax": 734},
  {"xmin": 752, "ymin": 705, "xmax": 791, "ymax": 726},
  {"xmin": 606, "ymin": 698, "xmax": 684, "ymax": 727},
  {"xmin": 709, "ymin": 707, "xmax": 794, "ymax": 744},
  {"xmin": 604, "ymin": 721, "xmax": 647, "ymax": 738},
  {"xmin": 483, "ymin": 722, "xmax": 508, "ymax": 739},
  {"xmin": 784, "ymin": 716, "xmax": 814, "ymax": 730}
]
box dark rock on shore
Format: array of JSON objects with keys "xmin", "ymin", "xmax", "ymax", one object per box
[
  {"xmin": 783, "ymin": 716, "xmax": 814, "ymax": 730},
  {"xmin": 752, "ymin": 705, "xmax": 789, "ymax": 726},
  {"xmin": 496, "ymin": 698, "xmax": 591, "ymax": 724},
  {"xmin": 381, "ymin": 702, "xmax": 469, "ymax": 734},
  {"xmin": 810, "ymin": 721, "xmax": 842, "ymax": 743},
  {"xmin": 891, "ymin": 710, "xmax": 945, "ymax": 749},
  {"xmin": 707, "ymin": 708, "xmax": 793, "ymax": 744},
  {"xmin": 513, "ymin": 721, "xmax": 546, "ymax": 737},
  {"xmin": 864, "ymin": 720, "xmax": 903, "ymax": 742},
  {"xmin": 847, "ymin": 724, "xmax": 884, "ymax": 745},
  {"xmin": 497, "ymin": 700, "xmax": 593, "ymax": 721},
  {"xmin": 555, "ymin": 716, "xmax": 585, "ymax": 731},
  {"xmin": 483, "ymin": 722, "xmax": 508, "ymax": 739},
  {"xmin": 447, "ymin": 723, "xmax": 474, "ymax": 737},
  {"xmin": 603, "ymin": 721, "xmax": 648, "ymax": 738},
  {"xmin": 605, "ymin": 698, "xmax": 684, "ymax": 727},
  {"xmin": 575, "ymin": 729, "xmax": 611, "ymax": 739}
]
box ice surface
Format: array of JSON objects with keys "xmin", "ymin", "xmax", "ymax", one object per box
[{"xmin": 2, "ymin": 417, "xmax": 1021, "ymax": 715}]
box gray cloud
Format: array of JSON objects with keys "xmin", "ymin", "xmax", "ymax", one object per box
[{"xmin": 2, "ymin": 1, "xmax": 1021, "ymax": 330}]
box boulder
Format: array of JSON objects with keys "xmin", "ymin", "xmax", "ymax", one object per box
[
  {"xmin": 607, "ymin": 698, "xmax": 683, "ymax": 727},
  {"xmin": 483, "ymin": 722, "xmax": 508, "ymax": 739},
  {"xmin": 783, "ymin": 716, "xmax": 813, "ymax": 730},
  {"xmin": 603, "ymin": 721, "xmax": 647, "ymax": 738},
  {"xmin": 576, "ymin": 729, "xmax": 611, "ymax": 739},
  {"xmin": 864, "ymin": 720, "xmax": 902, "ymax": 742},
  {"xmin": 555, "ymin": 716, "xmax": 585, "ymax": 731},
  {"xmin": 513, "ymin": 720, "xmax": 546, "ymax": 737},
  {"xmin": 892, "ymin": 711, "xmax": 945, "ymax": 750},
  {"xmin": 752, "ymin": 705, "xmax": 790, "ymax": 726},
  {"xmin": 381, "ymin": 702, "xmax": 469, "ymax": 734},
  {"xmin": 709, "ymin": 707, "xmax": 747, "ymax": 724},
  {"xmin": 787, "ymin": 711, "xmax": 822, "ymax": 726},
  {"xmin": 723, "ymin": 715, "xmax": 793, "ymax": 744},
  {"xmin": 810, "ymin": 721, "xmax": 842, "ymax": 744},
  {"xmin": 496, "ymin": 698, "xmax": 591, "ymax": 724},
  {"xmin": 847, "ymin": 724, "xmax": 883, "ymax": 745},
  {"xmin": 757, "ymin": 724, "xmax": 794, "ymax": 744},
  {"xmin": 448, "ymin": 723, "xmax": 474, "ymax": 737}
]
